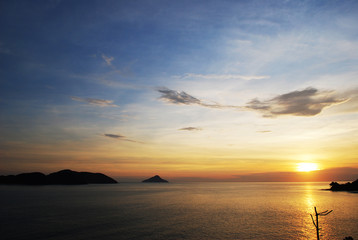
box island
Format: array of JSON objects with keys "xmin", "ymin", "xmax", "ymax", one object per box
[
  {"xmin": 0, "ymin": 169, "xmax": 117, "ymax": 185},
  {"xmin": 142, "ymin": 175, "xmax": 168, "ymax": 183},
  {"xmin": 329, "ymin": 179, "xmax": 358, "ymax": 191}
]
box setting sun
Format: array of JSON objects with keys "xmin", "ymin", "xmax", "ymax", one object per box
[{"xmin": 296, "ymin": 163, "xmax": 319, "ymax": 172}]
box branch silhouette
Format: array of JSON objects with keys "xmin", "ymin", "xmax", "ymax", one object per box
[{"xmin": 310, "ymin": 206, "xmax": 333, "ymax": 240}]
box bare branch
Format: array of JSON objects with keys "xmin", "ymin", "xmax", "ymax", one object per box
[
  {"xmin": 311, "ymin": 206, "xmax": 333, "ymax": 240},
  {"xmin": 310, "ymin": 214, "xmax": 317, "ymax": 227},
  {"xmin": 319, "ymin": 210, "xmax": 333, "ymax": 216}
]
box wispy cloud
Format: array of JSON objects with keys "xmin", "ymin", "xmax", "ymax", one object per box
[
  {"xmin": 257, "ymin": 130, "xmax": 272, "ymax": 133},
  {"xmin": 157, "ymin": 87, "xmax": 201, "ymax": 105},
  {"xmin": 181, "ymin": 73, "xmax": 269, "ymax": 81},
  {"xmin": 70, "ymin": 72, "xmax": 142, "ymax": 90},
  {"xmin": 104, "ymin": 134, "xmax": 125, "ymax": 139},
  {"xmin": 71, "ymin": 96, "xmax": 118, "ymax": 107},
  {"xmin": 333, "ymin": 87, "xmax": 358, "ymax": 114},
  {"xmin": 104, "ymin": 133, "xmax": 140, "ymax": 143},
  {"xmin": 157, "ymin": 87, "xmax": 347, "ymax": 117},
  {"xmin": 157, "ymin": 87, "xmax": 236, "ymax": 109},
  {"xmin": 246, "ymin": 87, "xmax": 347, "ymax": 117},
  {"xmin": 179, "ymin": 127, "xmax": 202, "ymax": 131},
  {"xmin": 102, "ymin": 54, "xmax": 114, "ymax": 66}
]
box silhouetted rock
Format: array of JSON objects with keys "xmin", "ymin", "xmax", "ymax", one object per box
[
  {"xmin": 329, "ymin": 179, "xmax": 358, "ymax": 191},
  {"xmin": 142, "ymin": 175, "xmax": 168, "ymax": 183},
  {"xmin": 0, "ymin": 169, "xmax": 117, "ymax": 185},
  {"xmin": 79, "ymin": 171, "xmax": 118, "ymax": 184},
  {"xmin": 0, "ymin": 172, "xmax": 46, "ymax": 185},
  {"xmin": 0, "ymin": 175, "xmax": 16, "ymax": 184},
  {"xmin": 16, "ymin": 172, "xmax": 47, "ymax": 185},
  {"xmin": 47, "ymin": 169, "xmax": 88, "ymax": 185}
]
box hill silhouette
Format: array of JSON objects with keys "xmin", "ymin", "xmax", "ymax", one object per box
[
  {"xmin": 0, "ymin": 169, "xmax": 117, "ymax": 185},
  {"xmin": 329, "ymin": 179, "xmax": 358, "ymax": 191},
  {"xmin": 142, "ymin": 175, "xmax": 168, "ymax": 183}
]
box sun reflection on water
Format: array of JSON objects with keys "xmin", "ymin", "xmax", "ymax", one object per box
[
  {"xmin": 303, "ymin": 183, "xmax": 317, "ymax": 239},
  {"xmin": 302, "ymin": 183, "xmax": 335, "ymax": 240}
]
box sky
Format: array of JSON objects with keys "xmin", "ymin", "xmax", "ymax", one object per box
[{"xmin": 1, "ymin": 0, "xmax": 358, "ymax": 181}]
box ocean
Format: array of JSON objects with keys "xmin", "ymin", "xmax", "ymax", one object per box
[{"xmin": 0, "ymin": 182, "xmax": 357, "ymax": 240}]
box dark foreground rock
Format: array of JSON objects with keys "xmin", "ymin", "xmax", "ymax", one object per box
[
  {"xmin": 329, "ymin": 179, "xmax": 358, "ymax": 191},
  {"xmin": 142, "ymin": 175, "xmax": 168, "ymax": 183},
  {"xmin": 0, "ymin": 169, "xmax": 117, "ymax": 185}
]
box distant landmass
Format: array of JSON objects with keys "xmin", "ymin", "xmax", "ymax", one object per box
[
  {"xmin": 0, "ymin": 169, "xmax": 117, "ymax": 185},
  {"xmin": 329, "ymin": 179, "xmax": 358, "ymax": 191},
  {"xmin": 142, "ymin": 175, "xmax": 168, "ymax": 183}
]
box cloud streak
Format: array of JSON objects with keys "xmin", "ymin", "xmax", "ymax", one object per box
[
  {"xmin": 71, "ymin": 96, "xmax": 118, "ymax": 107},
  {"xmin": 158, "ymin": 87, "xmax": 201, "ymax": 105},
  {"xmin": 157, "ymin": 87, "xmax": 237, "ymax": 109},
  {"xmin": 104, "ymin": 133, "xmax": 140, "ymax": 143},
  {"xmin": 179, "ymin": 127, "xmax": 202, "ymax": 131},
  {"xmin": 157, "ymin": 87, "xmax": 347, "ymax": 117},
  {"xmin": 257, "ymin": 130, "xmax": 272, "ymax": 133},
  {"xmin": 102, "ymin": 54, "xmax": 114, "ymax": 66},
  {"xmin": 246, "ymin": 87, "xmax": 347, "ymax": 117},
  {"xmin": 180, "ymin": 73, "xmax": 270, "ymax": 81}
]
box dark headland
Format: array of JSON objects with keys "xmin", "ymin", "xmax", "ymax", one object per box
[
  {"xmin": 0, "ymin": 169, "xmax": 117, "ymax": 185},
  {"xmin": 142, "ymin": 175, "xmax": 168, "ymax": 183},
  {"xmin": 329, "ymin": 179, "xmax": 358, "ymax": 192}
]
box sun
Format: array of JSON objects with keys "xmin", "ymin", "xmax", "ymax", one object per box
[{"xmin": 296, "ymin": 163, "xmax": 319, "ymax": 172}]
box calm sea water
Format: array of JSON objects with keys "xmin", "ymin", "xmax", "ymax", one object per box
[{"xmin": 0, "ymin": 182, "xmax": 357, "ymax": 240}]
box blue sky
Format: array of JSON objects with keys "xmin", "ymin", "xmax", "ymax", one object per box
[{"xmin": 1, "ymin": 0, "xmax": 358, "ymax": 180}]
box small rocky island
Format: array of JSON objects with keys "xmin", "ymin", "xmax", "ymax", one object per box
[
  {"xmin": 142, "ymin": 175, "xmax": 168, "ymax": 183},
  {"xmin": 0, "ymin": 169, "xmax": 117, "ymax": 185},
  {"xmin": 329, "ymin": 179, "xmax": 358, "ymax": 191}
]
